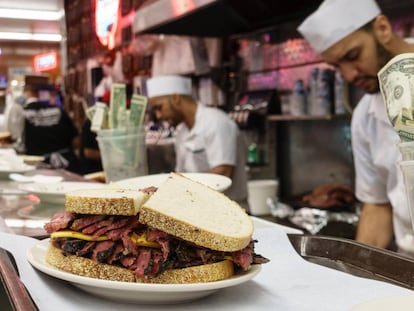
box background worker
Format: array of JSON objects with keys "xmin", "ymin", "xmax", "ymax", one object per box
[
  {"xmin": 298, "ymin": 0, "xmax": 414, "ymax": 255},
  {"xmin": 23, "ymin": 84, "xmax": 80, "ymax": 173},
  {"xmin": 146, "ymin": 75, "xmax": 248, "ymax": 208}
]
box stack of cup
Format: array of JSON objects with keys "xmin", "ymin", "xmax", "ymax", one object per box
[
  {"xmin": 96, "ymin": 126, "xmax": 148, "ymax": 183},
  {"xmin": 399, "ymin": 141, "xmax": 414, "ymax": 161}
]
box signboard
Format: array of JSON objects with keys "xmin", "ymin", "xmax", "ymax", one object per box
[
  {"xmin": 95, "ymin": 0, "xmax": 120, "ymax": 49},
  {"xmin": 33, "ymin": 52, "xmax": 57, "ymax": 72}
]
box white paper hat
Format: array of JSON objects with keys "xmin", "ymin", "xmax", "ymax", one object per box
[
  {"xmin": 298, "ymin": 0, "xmax": 381, "ymax": 53},
  {"xmin": 146, "ymin": 75, "xmax": 192, "ymax": 98}
]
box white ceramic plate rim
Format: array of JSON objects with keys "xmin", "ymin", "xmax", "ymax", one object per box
[
  {"xmin": 115, "ymin": 173, "xmax": 232, "ymax": 192},
  {"xmin": 27, "ymin": 239, "xmax": 261, "ymax": 293},
  {"xmin": 18, "ymin": 181, "xmax": 102, "ymax": 196},
  {"xmin": 18, "ymin": 155, "xmax": 45, "ymax": 162},
  {"xmin": 0, "ymin": 165, "xmax": 36, "ymax": 174},
  {"xmin": 0, "ymin": 188, "xmax": 28, "ymax": 195}
]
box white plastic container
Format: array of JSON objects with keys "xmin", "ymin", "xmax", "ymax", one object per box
[{"xmin": 247, "ymin": 179, "xmax": 279, "ymax": 216}]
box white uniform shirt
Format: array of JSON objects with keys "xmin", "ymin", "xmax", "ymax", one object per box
[
  {"xmin": 174, "ymin": 103, "xmax": 248, "ymax": 206},
  {"xmin": 94, "ymin": 75, "xmax": 113, "ymax": 98},
  {"xmin": 352, "ymin": 93, "xmax": 414, "ymax": 254},
  {"xmin": 6, "ymin": 102, "xmax": 25, "ymax": 140}
]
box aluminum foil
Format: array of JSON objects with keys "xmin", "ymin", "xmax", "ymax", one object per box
[{"xmin": 267, "ymin": 198, "xmax": 359, "ymax": 234}]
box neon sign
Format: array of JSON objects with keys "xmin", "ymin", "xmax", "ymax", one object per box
[
  {"xmin": 33, "ymin": 52, "xmax": 57, "ymax": 72},
  {"xmin": 95, "ymin": 0, "xmax": 120, "ymax": 49}
]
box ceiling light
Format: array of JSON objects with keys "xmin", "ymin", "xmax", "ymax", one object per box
[
  {"xmin": 0, "ymin": 8, "xmax": 64, "ymax": 21},
  {"xmin": 0, "ymin": 32, "xmax": 62, "ymax": 42},
  {"xmin": 32, "ymin": 33, "xmax": 62, "ymax": 42}
]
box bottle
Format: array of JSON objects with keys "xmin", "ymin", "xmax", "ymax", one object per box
[
  {"xmin": 308, "ymin": 67, "xmax": 319, "ymax": 115},
  {"xmin": 334, "ymin": 70, "xmax": 349, "ymax": 115},
  {"xmin": 290, "ymin": 79, "xmax": 307, "ymax": 116},
  {"xmin": 318, "ymin": 68, "xmax": 335, "ymax": 115},
  {"xmin": 247, "ymin": 143, "xmax": 259, "ymax": 164}
]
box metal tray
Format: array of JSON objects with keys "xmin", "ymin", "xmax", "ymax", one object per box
[
  {"xmin": 288, "ymin": 234, "xmax": 414, "ymax": 289},
  {"xmin": 0, "ymin": 248, "xmax": 38, "ymax": 311}
]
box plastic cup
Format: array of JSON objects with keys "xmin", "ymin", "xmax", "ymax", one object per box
[
  {"xmin": 247, "ymin": 179, "xmax": 279, "ymax": 216},
  {"xmin": 96, "ymin": 127, "xmax": 148, "ymax": 182},
  {"xmin": 399, "ymin": 160, "xmax": 414, "ymax": 232},
  {"xmin": 398, "ymin": 141, "xmax": 414, "ymax": 160}
]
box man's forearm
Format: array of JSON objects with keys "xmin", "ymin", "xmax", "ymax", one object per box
[
  {"xmin": 355, "ymin": 202, "xmax": 393, "ymax": 248},
  {"xmin": 209, "ymin": 165, "xmax": 234, "ymax": 178}
]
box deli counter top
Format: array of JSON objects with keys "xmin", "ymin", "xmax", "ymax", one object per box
[{"xmin": 1, "ymin": 169, "xmax": 414, "ymax": 310}]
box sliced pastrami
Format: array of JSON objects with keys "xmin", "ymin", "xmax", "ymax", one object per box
[
  {"xmin": 44, "ymin": 211, "xmax": 75, "ymax": 233},
  {"xmin": 231, "ymin": 242, "xmax": 254, "ymax": 270},
  {"xmin": 70, "ymin": 215, "xmax": 106, "ymax": 231},
  {"xmin": 134, "ymin": 248, "xmax": 152, "ymax": 279},
  {"xmin": 62, "ymin": 239, "xmax": 86, "ymax": 254},
  {"xmin": 91, "ymin": 240, "xmax": 115, "ymax": 263}
]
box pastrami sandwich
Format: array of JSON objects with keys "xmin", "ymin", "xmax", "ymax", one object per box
[{"xmin": 44, "ymin": 173, "xmax": 269, "ymax": 284}]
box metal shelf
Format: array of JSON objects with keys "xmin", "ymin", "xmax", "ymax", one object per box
[{"xmin": 267, "ymin": 114, "xmax": 350, "ymax": 122}]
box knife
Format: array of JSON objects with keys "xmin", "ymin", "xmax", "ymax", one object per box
[{"xmin": 0, "ymin": 247, "xmax": 38, "ymax": 311}]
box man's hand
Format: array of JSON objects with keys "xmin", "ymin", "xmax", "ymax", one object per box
[{"xmin": 209, "ymin": 165, "xmax": 234, "ymax": 178}]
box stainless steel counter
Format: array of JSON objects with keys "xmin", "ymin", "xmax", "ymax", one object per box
[{"xmin": 0, "ymin": 169, "xmax": 100, "ymax": 237}]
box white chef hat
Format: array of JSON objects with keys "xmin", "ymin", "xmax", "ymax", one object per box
[
  {"xmin": 297, "ymin": 0, "xmax": 381, "ymax": 53},
  {"xmin": 146, "ymin": 75, "xmax": 192, "ymax": 98}
]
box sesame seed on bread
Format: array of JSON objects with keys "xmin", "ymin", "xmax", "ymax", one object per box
[
  {"xmin": 45, "ymin": 245, "xmax": 234, "ymax": 284},
  {"xmin": 140, "ymin": 173, "xmax": 253, "ymax": 252},
  {"xmin": 65, "ymin": 188, "xmax": 150, "ymax": 215}
]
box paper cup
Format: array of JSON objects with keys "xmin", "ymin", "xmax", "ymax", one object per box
[{"xmin": 247, "ymin": 179, "xmax": 279, "ymax": 216}]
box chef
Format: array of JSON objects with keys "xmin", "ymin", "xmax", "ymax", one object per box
[
  {"xmin": 146, "ymin": 75, "xmax": 248, "ymax": 209},
  {"xmin": 298, "ymin": 0, "xmax": 414, "ymax": 255}
]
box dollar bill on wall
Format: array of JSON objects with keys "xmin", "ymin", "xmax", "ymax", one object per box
[{"xmin": 378, "ymin": 53, "xmax": 414, "ymax": 141}]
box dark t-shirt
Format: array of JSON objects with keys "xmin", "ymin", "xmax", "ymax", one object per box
[
  {"xmin": 23, "ymin": 100, "xmax": 80, "ymax": 172},
  {"xmin": 79, "ymin": 119, "xmax": 103, "ymax": 174}
]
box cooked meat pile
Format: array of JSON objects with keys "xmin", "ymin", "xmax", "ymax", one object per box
[{"xmin": 302, "ymin": 184, "xmax": 356, "ymax": 208}]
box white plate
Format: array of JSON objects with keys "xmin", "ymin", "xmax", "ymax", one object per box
[
  {"xmin": 0, "ymin": 165, "xmax": 36, "ymax": 180},
  {"xmin": 9, "ymin": 173, "xmax": 64, "ymax": 183},
  {"xmin": 83, "ymin": 171, "xmax": 106, "ymax": 182},
  {"xmin": 351, "ymin": 294, "xmax": 414, "ymax": 310},
  {"xmin": 0, "ymin": 187, "xmax": 29, "ymax": 195},
  {"xmin": 27, "ymin": 239, "xmax": 261, "ymax": 304},
  {"xmin": 18, "ymin": 155, "xmax": 45, "ymax": 166},
  {"xmin": 18, "ymin": 181, "xmax": 103, "ymax": 205},
  {"xmin": 115, "ymin": 173, "xmax": 232, "ymax": 192}
]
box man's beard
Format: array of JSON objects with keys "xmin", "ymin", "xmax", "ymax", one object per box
[
  {"xmin": 167, "ymin": 98, "xmax": 182, "ymax": 127},
  {"xmin": 353, "ymin": 76, "xmax": 379, "ymax": 94},
  {"xmin": 353, "ymin": 38, "xmax": 394, "ymax": 94}
]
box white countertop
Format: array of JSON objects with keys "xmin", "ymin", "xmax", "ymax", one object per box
[{"xmin": 0, "ymin": 217, "xmax": 411, "ymax": 310}]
